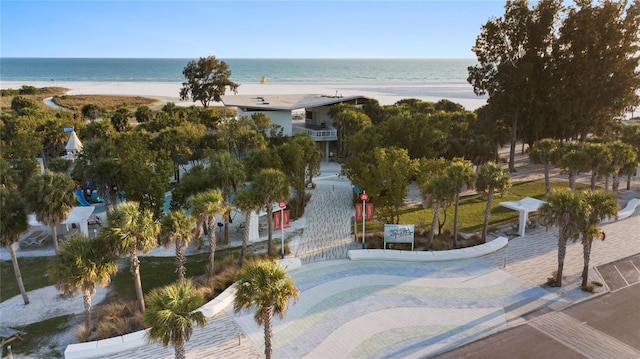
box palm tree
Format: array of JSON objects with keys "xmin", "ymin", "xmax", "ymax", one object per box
[
  {"xmin": 233, "ymin": 186, "xmax": 262, "ymax": 265},
  {"xmin": 102, "ymin": 201, "xmax": 159, "ymax": 312},
  {"xmin": 48, "ymin": 234, "xmax": 118, "ymax": 331},
  {"xmin": 209, "ymin": 151, "xmax": 245, "ymax": 245},
  {"xmin": 233, "ymin": 260, "xmax": 300, "ymax": 359},
  {"xmin": 475, "ymin": 162, "xmax": 511, "ymax": 242},
  {"xmin": 529, "ymin": 138, "xmax": 559, "ymax": 193},
  {"xmin": 189, "ymin": 189, "xmax": 224, "ymax": 277},
  {"xmin": 0, "ymin": 187, "xmax": 31, "ymax": 304},
  {"xmin": 160, "ymin": 209, "xmax": 196, "ymax": 282},
  {"xmin": 143, "ymin": 280, "xmax": 207, "ymax": 359},
  {"xmin": 578, "ymin": 190, "xmax": 618, "ymax": 287},
  {"xmin": 24, "ymin": 170, "xmax": 76, "ymax": 254},
  {"xmin": 446, "ymin": 159, "xmax": 476, "ymax": 248},
  {"xmin": 420, "ymin": 175, "xmax": 454, "ymax": 249},
  {"xmin": 557, "ymin": 142, "xmax": 591, "ymax": 192},
  {"xmin": 540, "ymin": 189, "xmax": 583, "ymax": 287},
  {"xmin": 252, "ymin": 169, "xmax": 290, "ymax": 255},
  {"xmin": 607, "ymin": 140, "xmax": 637, "ymax": 193}
]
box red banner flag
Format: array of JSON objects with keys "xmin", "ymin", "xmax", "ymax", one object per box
[
  {"xmin": 355, "ymin": 203, "xmax": 363, "ymax": 221},
  {"xmin": 273, "ymin": 211, "xmax": 281, "ymax": 230},
  {"xmin": 366, "ymin": 203, "xmax": 374, "ymax": 221},
  {"xmin": 273, "ymin": 210, "xmax": 290, "ymax": 230}
]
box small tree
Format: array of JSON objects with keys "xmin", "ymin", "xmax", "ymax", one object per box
[
  {"xmin": 475, "ymin": 162, "xmax": 511, "ymax": 242},
  {"xmin": 233, "ymin": 186, "xmax": 262, "ymax": 266},
  {"xmin": 189, "ymin": 189, "xmax": 224, "ymax": 277},
  {"xmin": 102, "ymin": 201, "xmax": 159, "ymax": 312},
  {"xmin": 529, "ymin": 138, "xmax": 559, "ymax": 193},
  {"xmin": 252, "ymin": 169, "xmax": 290, "ymax": 255},
  {"xmin": 24, "ymin": 170, "xmax": 76, "ymax": 254},
  {"xmin": 48, "ymin": 234, "xmax": 118, "ymax": 332},
  {"xmin": 180, "ymin": 55, "xmax": 239, "ymax": 108},
  {"xmin": 0, "ymin": 187, "xmax": 30, "ymax": 304},
  {"xmin": 160, "ymin": 209, "xmax": 197, "ymax": 282},
  {"xmin": 446, "ymin": 159, "xmax": 477, "ymax": 248},
  {"xmin": 144, "ymin": 280, "xmax": 207, "ymax": 359},
  {"xmin": 557, "ymin": 142, "xmax": 591, "ymax": 192},
  {"xmin": 540, "ymin": 189, "xmax": 583, "ymax": 287},
  {"xmin": 578, "ymin": 190, "xmax": 618, "ymax": 287},
  {"xmin": 234, "ymin": 260, "xmax": 299, "ymax": 359}
]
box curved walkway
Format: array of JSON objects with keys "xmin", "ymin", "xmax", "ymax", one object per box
[{"xmin": 64, "ymin": 161, "xmax": 640, "ymax": 358}]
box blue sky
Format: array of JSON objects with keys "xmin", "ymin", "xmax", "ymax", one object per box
[{"xmin": 1, "ymin": 1, "xmax": 508, "ymax": 58}]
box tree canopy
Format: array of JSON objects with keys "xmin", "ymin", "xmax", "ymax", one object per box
[{"xmin": 180, "ymin": 56, "xmax": 239, "ymax": 108}]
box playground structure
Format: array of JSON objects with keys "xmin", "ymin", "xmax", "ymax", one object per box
[{"xmin": 74, "ymin": 188, "xmax": 92, "ymax": 207}]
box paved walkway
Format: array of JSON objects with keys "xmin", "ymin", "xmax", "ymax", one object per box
[
  {"xmin": 292, "ymin": 188, "xmax": 358, "ymax": 263},
  {"xmin": 61, "ymin": 159, "xmax": 640, "ymax": 358}
]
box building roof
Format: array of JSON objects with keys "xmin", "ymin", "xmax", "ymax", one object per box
[
  {"xmin": 220, "ymin": 94, "xmax": 369, "ymax": 111},
  {"xmin": 65, "ymin": 130, "xmax": 83, "ymax": 153}
]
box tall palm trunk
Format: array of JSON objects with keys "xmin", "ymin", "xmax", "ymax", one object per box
[
  {"xmin": 51, "ymin": 224, "xmax": 60, "ymax": 254},
  {"xmin": 131, "ymin": 253, "xmax": 145, "ymax": 312},
  {"xmin": 508, "ymin": 113, "xmax": 518, "ymax": 173},
  {"xmin": 569, "ymin": 173, "xmax": 577, "ymax": 192},
  {"xmin": 263, "ymin": 307, "xmax": 274, "ymax": 359},
  {"xmin": 239, "ymin": 210, "xmax": 251, "ymax": 266},
  {"xmin": 83, "ymin": 291, "xmax": 92, "ymax": 331},
  {"xmin": 174, "ymin": 342, "xmax": 186, "ymax": 359},
  {"xmin": 581, "ymin": 238, "xmax": 593, "ymax": 287},
  {"xmin": 175, "ymin": 238, "xmax": 186, "ymax": 282},
  {"xmin": 10, "ymin": 244, "xmax": 29, "ymax": 305},
  {"xmin": 482, "ymin": 189, "xmax": 494, "ymax": 242},
  {"xmin": 452, "ymin": 194, "xmax": 460, "ymax": 249},
  {"xmin": 207, "ymin": 217, "xmax": 217, "ymax": 278},
  {"xmin": 544, "ymin": 162, "xmax": 551, "ymax": 193},
  {"xmin": 556, "ymin": 236, "xmax": 568, "ymax": 287},
  {"xmin": 266, "ymin": 206, "xmax": 274, "ymax": 255},
  {"xmin": 427, "ymin": 202, "xmax": 440, "ymax": 250}
]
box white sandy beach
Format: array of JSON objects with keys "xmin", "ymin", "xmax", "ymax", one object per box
[{"xmin": 1, "ymin": 80, "xmax": 488, "ymax": 110}]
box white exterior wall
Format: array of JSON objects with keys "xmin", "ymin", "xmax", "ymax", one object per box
[
  {"xmin": 237, "ymin": 109, "xmax": 293, "ymax": 136},
  {"xmin": 308, "ymin": 106, "xmax": 335, "ymax": 127}
]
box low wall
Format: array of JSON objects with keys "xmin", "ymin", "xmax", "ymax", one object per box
[
  {"xmin": 347, "ymin": 236, "xmax": 509, "ymax": 262},
  {"xmin": 64, "ymin": 257, "xmax": 301, "ymax": 358}
]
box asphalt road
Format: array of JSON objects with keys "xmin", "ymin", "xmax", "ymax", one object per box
[{"xmin": 434, "ymin": 254, "xmax": 640, "ymax": 359}]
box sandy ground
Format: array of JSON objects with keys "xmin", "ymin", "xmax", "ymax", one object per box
[{"xmin": 1, "ymin": 80, "xmax": 489, "ymax": 111}]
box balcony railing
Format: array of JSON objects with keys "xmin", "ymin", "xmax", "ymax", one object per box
[{"xmin": 292, "ymin": 125, "xmax": 337, "ymax": 141}]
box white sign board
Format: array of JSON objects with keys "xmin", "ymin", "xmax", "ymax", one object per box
[{"xmin": 384, "ymin": 224, "xmax": 415, "ymax": 250}]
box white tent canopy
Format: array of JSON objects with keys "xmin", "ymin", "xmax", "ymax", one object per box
[
  {"xmin": 28, "ymin": 206, "xmax": 95, "ymax": 236},
  {"xmin": 499, "ymin": 197, "xmax": 546, "ymax": 237}
]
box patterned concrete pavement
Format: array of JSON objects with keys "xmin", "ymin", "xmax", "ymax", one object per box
[
  {"xmin": 231, "ymin": 259, "xmax": 563, "ymax": 359},
  {"xmin": 75, "ymin": 160, "xmax": 640, "ymax": 358}
]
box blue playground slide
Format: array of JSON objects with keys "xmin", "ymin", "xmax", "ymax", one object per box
[{"xmin": 74, "ymin": 188, "xmax": 92, "ymax": 207}]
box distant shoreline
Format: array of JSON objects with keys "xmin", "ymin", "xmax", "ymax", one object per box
[{"xmin": 1, "ymin": 80, "xmax": 488, "ymax": 110}]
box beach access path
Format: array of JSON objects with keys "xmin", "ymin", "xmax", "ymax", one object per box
[{"xmin": 84, "ymin": 156, "xmax": 640, "ymax": 359}]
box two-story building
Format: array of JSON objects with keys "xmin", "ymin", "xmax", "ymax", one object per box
[{"xmin": 220, "ymin": 93, "xmax": 371, "ymax": 161}]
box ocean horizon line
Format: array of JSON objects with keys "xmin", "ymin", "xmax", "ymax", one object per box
[{"xmin": 0, "ymin": 56, "xmax": 477, "ymax": 61}]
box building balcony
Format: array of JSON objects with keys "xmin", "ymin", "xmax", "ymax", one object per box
[{"xmin": 292, "ymin": 125, "xmax": 338, "ymax": 141}]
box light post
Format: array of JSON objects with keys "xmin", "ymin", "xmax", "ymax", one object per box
[
  {"xmin": 279, "ymin": 201, "xmax": 286, "ymax": 259},
  {"xmin": 360, "ymin": 191, "xmax": 368, "ymax": 249}
]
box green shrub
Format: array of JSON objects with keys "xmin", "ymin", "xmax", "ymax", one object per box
[{"xmin": 581, "ymin": 284, "xmax": 595, "ymax": 293}]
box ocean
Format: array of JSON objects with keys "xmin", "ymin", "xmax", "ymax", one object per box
[{"xmin": 0, "ymin": 58, "xmax": 476, "ymax": 84}]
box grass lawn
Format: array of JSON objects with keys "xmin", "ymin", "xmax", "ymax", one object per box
[
  {"xmin": 364, "ymin": 179, "xmax": 589, "ymax": 235},
  {"xmin": 0, "ymin": 87, "xmax": 68, "ymax": 112},
  {"xmin": 0, "ymin": 245, "xmax": 253, "ymax": 356},
  {"xmin": 52, "ymin": 94, "xmax": 158, "ymax": 112}
]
